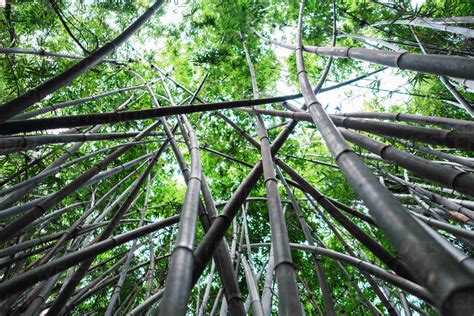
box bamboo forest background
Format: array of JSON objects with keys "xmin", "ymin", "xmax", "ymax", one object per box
[{"xmin": 0, "ymin": 0, "xmax": 474, "ymax": 315}]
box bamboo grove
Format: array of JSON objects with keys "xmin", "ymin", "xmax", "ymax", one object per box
[{"xmin": 0, "ymin": 0, "xmax": 474, "ymax": 315}]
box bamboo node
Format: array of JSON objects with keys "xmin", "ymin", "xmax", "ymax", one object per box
[{"xmin": 395, "ymin": 52, "xmax": 410, "ymax": 69}]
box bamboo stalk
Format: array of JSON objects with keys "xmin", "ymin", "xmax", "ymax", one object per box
[
  {"xmin": 240, "ymin": 255, "xmax": 264, "ymax": 316},
  {"xmin": 341, "ymin": 112, "xmax": 474, "ymax": 131},
  {"xmin": 0, "ymin": 93, "xmax": 303, "ymax": 135},
  {"xmin": 339, "ymin": 128, "xmax": 474, "ymax": 197},
  {"xmin": 256, "ymin": 31, "xmax": 474, "ymax": 79},
  {"xmin": 241, "ymin": 36, "xmax": 302, "ymax": 315},
  {"xmin": 10, "ymin": 84, "xmax": 147, "ymax": 121},
  {"xmin": 276, "ymin": 166, "xmax": 335, "ymax": 315},
  {"xmin": 0, "ymin": 132, "xmax": 164, "ymax": 150}
]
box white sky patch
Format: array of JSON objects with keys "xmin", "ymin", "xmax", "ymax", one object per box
[
  {"xmin": 410, "ymin": 0, "xmax": 426, "ymax": 8},
  {"xmin": 160, "ymin": 1, "xmax": 187, "ymax": 25}
]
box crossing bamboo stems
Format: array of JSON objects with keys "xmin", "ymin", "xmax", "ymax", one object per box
[
  {"xmin": 191, "ymin": 119, "xmax": 299, "ymax": 290},
  {"xmin": 241, "ymin": 108, "xmax": 474, "ymax": 150},
  {"xmin": 0, "ymin": 119, "xmax": 161, "ymax": 244},
  {"xmin": 295, "ymin": 1, "xmax": 474, "ymax": 312},
  {"xmin": 311, "ymin": 233, "xmax": 383, "ymax": 315},
  {"xmin": 256, "ymin": 31, "xmax": 474, "ymax": 80},
  {"xmin": 154, "ymin": 71, "xmax": 245, "ymax": 315},
  {"xmin": 45, "ymin": 144, "xmax": 167, "ymax": 315},
  {"xmin": 0, "ymin": 142, "xmax": 152, "ymax": 197},
  {"xmin": 0, "ymin": 96, "xmax": 136, "ymax": 211},
  {"xmin": 251, "ymin": 243, "xmax": 434, "ymax": 304},
  {"xmin": 0, "ymin": 0, "xmax": 165, "ymax": 123},
  {"xmin": 0, "ymin": 151, "xmax": 153, "ymax": 221},
  {"xmin": 104, "ymin": 206, "xmax": 147, "ymax": 315},
  {"xmin": 0, "ymin": 215, "xmax": 179, "ymax": 296},
  {"xmin": 301, "ymin": 201, "xmax": 407, "ymax": 315},
  {"xmin": 275, "ymin": 159, "xmax": 413, "ymax": 280}
]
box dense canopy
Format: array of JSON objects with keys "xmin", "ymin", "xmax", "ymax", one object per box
[{"xmin": 0, "ymin": 0, "xmax": 474, "ymax": 315}]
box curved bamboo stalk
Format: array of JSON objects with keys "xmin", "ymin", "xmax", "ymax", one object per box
[
  {"xmin": 310, "ymin": 232, "xmax": 384, "ymax": 315},
  {"xmin": 295, "ymin": 2, "xmax": 474, "ymax": 314},
  {"xmin": 0, "ymin": 0, "xmax": 165, "ymax": 123},
  {"xmin": 250, "ymin": 243, "xmax": 433, "ymax": 304}
]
